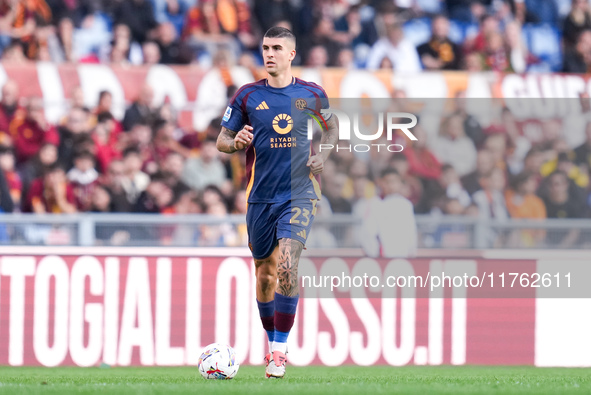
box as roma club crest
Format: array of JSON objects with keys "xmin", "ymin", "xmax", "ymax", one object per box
[{"xmin": 295, "ymin": 99, "xmax": 307, "ymax": 110}]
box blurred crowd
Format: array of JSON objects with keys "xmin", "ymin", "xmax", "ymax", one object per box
[
  {"xmin": 321, "ymin": 94, "xmax": 591, "ymax": 249},
  {"xmin": 0, "ymin": 0, "xmax": 589, "ymax": 72},
  {"xmin": 0, "ymin": 76, "xmax": 590, "ymax": 249},
  {"xmin": 0, "ymin": 80, "xmax": 249, "ymax": 245}
]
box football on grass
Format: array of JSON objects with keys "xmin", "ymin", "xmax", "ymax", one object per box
[{"xmin": 198, "ymin": 343, "xmax": 239, "ymax": 379}]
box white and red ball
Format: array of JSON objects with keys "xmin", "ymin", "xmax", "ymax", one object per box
[{"xmin": 197, "ymin": 343, "xmax": 239, "ymax": 380}]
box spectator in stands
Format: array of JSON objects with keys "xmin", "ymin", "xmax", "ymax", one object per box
[
  {"xmin": 482, "ymin": 31, "xmax": 511, "ymax": 71},
  {"xmin": 113, "ymin": 0, "xmax": 158, "ymax": 44},
  {"xmin": 152, "ymin": 0, "xmax": 192, "ymax": 35},
  {"xmin": 122, "ymin": 84, "xmax": 155, "ymax": 131},
  {"xmin": 0, "ymin": 146, "xmax": 21, "ymax": 207},
  {"xmin": 24, "ymin": 163, "xmax": 77, "ymax": 213},
  {"xmin": 506, "ymin": 171, "xmax": 546, "ymax": 219},
  {"xmin": 465, "ymin": 14, "xmax": 499, "ymax": 54},
  {"xmin": 67, "ymin": 151, "xmax": 99, "ymax": 211},
  {"xmin": 149, "ymin": 121, "xmax": 183, "ymax": 169},
  {"xmin": 505, "ymin": 171, "xmax": 546, "ymax": 246},
  {"xmin": 1, "ymin": 41, "xmax": 29, "ymax": 63},
  {"xmin": 563, "ymin": 29, "xmax": 591, "ymax": 73},
  {"xmin": 336, "ymin": 48, "xmax": 356, "ymax": 68},
  {"xmin": 472, "ymin": 167, "xmax": 509, "ymax": 245},
  {"xmin": 10, "ymin": 97, "xmax": 59, "ymax": 164},
  {"xmin": 201, "ymin": 184, "xmax": 226, "ymax": 211},
  {"xmin": 253, "ymin": 0, "xmax": 295, "ymax": 34},
  {"xmin": 556, "ymin": 151, "xmax": 589, "ymax": 188},
  {"xmin": 324, "ymin": 172, "xmax": 352, "ymax": 214},
  {"xmin": 305, "ymin": 45, "xmax": 329, "ymax": 68},
  {"xmin": 200, "ymin": 199, "xmax": 238, "ymax": 246},
  {"xmin": 12, "ymin": 0, "xmax": 52, "ymax": 60},
  {"xmin": 126, "ymin": 122, "xmax": 155, "ymax": 174},
  {"xmin": 0, "ymin": 80, "xmax": 21, "ymax": 146},
  {"xmin": 183, "ymin": 0, "xmax": 257, "ymax": 59},
  {"xmin": 0, "ymin": 161, "xmax": 13, "ymax": 213},
  {"xmin": 433, "ymin": 112, "xmax": 477, "ymax": 177},
  {"xmin": 366, "ymin": 15, "xmax": 421, "ymax": 72},
  {"xmin": 574, "ymin": 121, "xmax": 591, "ymax": 169},
  {"xmin": 439, "ymin": 164, "xmax": 472, "ymax": 208},
  {"xmin": 501, "ymin": 107, "xmax": 533, "ymax": 174},
  {"xmin": 403, "ymin": 123, "xmax": 442, "ymax": 181},
  {"xmin": 333, "ymin": 4, "xmax": 378, "ymax": 54},
  {"xmin": 18, "ymin": 141, "xmax": 57, "ymax": 197},
  {"xmin": 446, "ymin": 0, "xmax": 482, "ymax": 22},
  {"xmin": 389, "ymin": 154, "xmax": 423, "ymax": 206},
  {"xmin": 505, "ymin": 21, "xmax": 530, "ymax": 73},
  {"xmin": 181, "ymin": 138, "xmax": 227, "ymax": 191},
  {"xmin": 106, "ymin": 23, "xmax": 143, "ymax": 64},
  {"xmin": 542, "ymin": 170, "xmax": 587, "ymax": 246},
  {"xmin": 301, "ymin": 17, "xmax": 343, "ymax": 67},
  {"xmin": 417, "ymin": 15, "xmax": 462, "ymax": 70},
  {"xmin": 342, "ymin": 159, "xmax": 376, "ymax": 203},
  {"xmin": 45, "ymin": 16, "xmax": 74, "ymax": 63},
  {"xmin": 102, "ymin": 159, "xmax": 134, "ymax": 212},
  {"xmin": 156, "ymin": 22, "xmax": 192, "ymax": 64},
  {"xmin": 142, "ymin": 41, "xmax": 161, "ymax": 65},
  {"xmin": 564, "ymin": 0, "xmax": 591, "ymax": 48},
  {"xmin": 57, "ymin": 106, "xmax": 91, "ymax": 170},
  {"xmin": 68, "ymin": 85, "xmax": 86, "ymax": 111},
  {"xmin": 121, "ymin": 147, "xmax": 150, "ymax": 205},
  {"xmin": 95, "ymin": 91, "xmax": 113, "ymax": 115},
  {"xmin": 455, "ymin": 91, "xmax": 484, "ymax": 147},
  {"xmin": 522, "ymin": 147, "xmax": 544, "ymax": 181},
  {"xmin": 461, "ymin": 148, "xmax": 496, "ymax": 195},
  {"xmin": 92, "ymin": 112, "xmax": 121, "ymax": 173},
  {"xmin": 89, "ymin": 185, "xmax": 112, "ymax": 213},
  {"xmin": 464, "ymin": 51, "xmax": 484, "ymax": 71},
  {"xmin": 134, "ymin": 174, "xmax": 174, "ymax": 213},
  {"xmin": 160, "ymin": 151, "xmax": 190, "ymax": 199},
  {"xmin": 361, "ymin": 168, "xmax": 417, "ymax": 257}
]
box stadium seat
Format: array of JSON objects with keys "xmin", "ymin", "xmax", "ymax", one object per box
[
  {"xmin": 523, "ymin": 24, "xmax": 563, "ymax": 72},
  {"xmin": 403, "ymin": 18, "xmax": 433, "ymax": 47},
  {"xmin": 448, "ymin": 20, "xmax": 479, "ymax": 45}
]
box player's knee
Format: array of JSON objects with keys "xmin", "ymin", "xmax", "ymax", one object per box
[{"xmin": 256, "ymin": 271, "xmax": 277, "ymax": 291}]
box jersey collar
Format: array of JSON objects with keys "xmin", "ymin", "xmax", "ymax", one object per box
[{"xmin": 265, "ymin": 76, "xmax": 296, "ymax": 88}]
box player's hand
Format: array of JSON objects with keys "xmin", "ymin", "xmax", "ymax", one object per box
[
  {"xmin": 234, "ymin": 125, "xmax": 253, "ymax": 150},
  {"xmin": 307, "ymin": 155, "xmax": 324, "ymax": 175}
]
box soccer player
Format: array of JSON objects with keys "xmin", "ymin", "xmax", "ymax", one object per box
[{"xmin": 216, "ymin": 27, "xmax": 338, "ymax": 378}]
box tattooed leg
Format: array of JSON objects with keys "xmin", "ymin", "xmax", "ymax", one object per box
[{"xmin": 276, "ymin": 238, "xmax": 304, "ymax": 297}]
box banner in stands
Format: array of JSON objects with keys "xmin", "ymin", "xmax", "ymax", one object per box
[
  {"xmin": 1, "ymin": 64, "xmax": 591, "ymax": 132},
  {"xmin": 0, "ymin": 253, "xmax": 588, "ymax": 367}
]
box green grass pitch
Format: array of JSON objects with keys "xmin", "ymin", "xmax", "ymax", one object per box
[{"xmin": 0, "ymin": 366, "xmax": 589, "ymax": 394}]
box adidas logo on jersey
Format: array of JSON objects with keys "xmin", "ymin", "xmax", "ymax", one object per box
[
  {"xmin": 297, "ymin": 230, "xmax": 307, "ymax": 239},
  {"xmin": 256, "ymin": 101, "xmax": 269, "ymax": 110}
]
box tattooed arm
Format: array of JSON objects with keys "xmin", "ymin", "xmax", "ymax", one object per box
[
  {"xmin": 318, "ymin": 114, "xmax": 339, "ymax": 161},
  {"xmin": 216, "ymin": 125, "xmax": 254, "ymax": 153},
  {"xmin": 306, "ymin": 115, "xmax": 338, "ymax": 175}
]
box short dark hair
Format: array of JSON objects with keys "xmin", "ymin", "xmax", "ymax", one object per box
[
  {"xmin": 74, "ymin": 150, "xmax": 95, "ymax": 162},
  {"xmin": 45, "ymin": 162, "xmax": 64, "ymax": 175},
  {"xmin": 97, "ymin": 111, "xmax": 114, "ymax": 123},
  {"xmin": 380, "ymin": 167, "xmax": 400, "ymax": 179},
  {"xmin": 264, "ymin": 26, "xmax": 296, "ymax": 47},
  {"xmin": 122, "ymin": 146, "xmax": 141, "ymax": 158},
  {"xmin": 441, "ymin": 163, "xmax": 455, "ymax": 173},
  {"xmin": 0, "ymin": 146, "xmax": 14, "ymax": 156},
  {"xmin": 511, "ymin": 171, "xmax": 534, "ymax": 190},
  {"xmin": 99, "ymin": 90, "xmax": 111, "ymax": 100}
]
